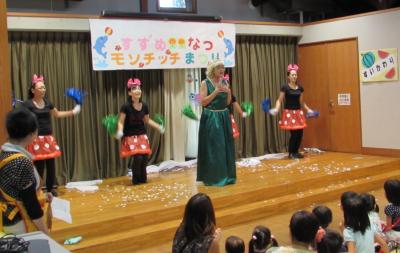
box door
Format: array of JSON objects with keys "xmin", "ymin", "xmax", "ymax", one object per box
[{"xmin": 298, "ymin": 39, "xmax": 362, "ymax": 153}]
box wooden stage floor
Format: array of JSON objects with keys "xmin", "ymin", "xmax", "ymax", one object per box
[{"xmin": 50, "ymin": 152, "xmax": 400, "ymax": 253}]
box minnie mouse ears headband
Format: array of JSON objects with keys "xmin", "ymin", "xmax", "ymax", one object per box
[
  {"xmin": 32, "ymin": 74, "xmax": 44, "ymax": 84},
  {"xmin": 287, "ymin": 64, "xmax": 299, "ymax": 72},
  {"xmin": 127, "ymin": 78, "xmax": 141, "ymax": 89}
]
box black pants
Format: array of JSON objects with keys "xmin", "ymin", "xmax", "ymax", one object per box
[
  {"xmin": 34, "ymin": 158, "xmax": 56, "ymax": 192},
  {"xmin": 129, "ymin": 154, "xmax": 149, "ymax": 184},
  {"xmin": 288, "ymin": 129, "xmax": 303, "ymax": 154}
]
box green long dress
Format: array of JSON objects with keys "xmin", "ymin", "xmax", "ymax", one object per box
[{"xmin": 197, "ymin": 79, "xmax": 236, "ymax": 186}]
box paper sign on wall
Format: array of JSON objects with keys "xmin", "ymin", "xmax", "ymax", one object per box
[
  {"xmin": 89, "ymin": 19, "xmax": 235, "ymax": 70},
  {"xmin": 338, "ymin": 93, "xmax": 351, "ymax": 106},
  {"xmin": 359, "ymin": 48, "xmax": 398, "ymax": 82}
]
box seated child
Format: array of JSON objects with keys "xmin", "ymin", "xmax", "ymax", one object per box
[
  {"xmin": 249, "ymin": 225, "xmax": 278, "ymax": 253},
  {"xmin": 316, "ymin": 229, "xmax": 344, "ymax": 253},
  {"xmin": 226, "ymin": 235, "xmax": 245, "ymax": 253}
]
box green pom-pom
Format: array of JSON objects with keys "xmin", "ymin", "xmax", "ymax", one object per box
[
  {"xmin": 102, "ymin": 114, "xmax": 118, "ymax": 136},
  {"xmin": 182, "ymin": 104, "xmax": 198, "ymax": 120},
  {"xmin": 241, "ymin": 101, "xmax": 254, "ymax": 116},
  {"xmin": 154, "ymin": 113, "xmax": 165, "ymax": 127}
]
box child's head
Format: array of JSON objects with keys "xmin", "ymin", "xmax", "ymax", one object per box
[
  {"xmin": 360, "ymin": 193, "xmax": 378, "ymax": 212},
  {"xmin": 289, "ymin": 211, "xmax": 319, "ymax": 245},
  {"xmin": 340, "ymin": 191, "xmax": 358, "ymax": 207},
  {"xmin": 248, "ymin": 226, "xmax": 273, "ymax": 253},
  {"xmin": 384, "ymin": 179, "xmax": 400, "ymax": 205},
  {"xmin": 6, "ymin": 108, "xmax": 38, "ymax": 141},
  {"xmin": 342, "ymin": 194, "xmax": 370, "ymax": 234},
  {"xmin": 182, "ymin": 193, "xmax": 216, "ymax": 241},
  {"xmin": 316, "ymin": 229, "xmax": 344, "ymax": 253},
  {"xmin": 312, "ymin": 205, "xmax": 333, "ymax": 229},
  {"xmin": 225, "ymin": 236, "xmax": 245, "ymax": 253}
]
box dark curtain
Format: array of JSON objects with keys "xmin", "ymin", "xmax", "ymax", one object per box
[{"xmin": 230, "ymin": 35, "xmax": 298, "ymax": 157}]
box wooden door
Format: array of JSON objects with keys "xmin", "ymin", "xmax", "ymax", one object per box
[
  {"xmin": 298, "ymin": 39, "xmax": 362, "ymax": 153},
  {"xmin": 298, "ymin": 43, "xmax": 331, "ymax": 150}
]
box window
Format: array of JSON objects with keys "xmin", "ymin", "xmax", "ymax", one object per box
[
  {"xmin": 157, "ymin": 0, "xmax": 197, "ymax": 13},
  {"xmin": 159, "ymin": 0, "xmax": 186, "ymax": 8}
]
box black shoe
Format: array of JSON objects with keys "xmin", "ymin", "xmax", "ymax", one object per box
[
  {"xmin": 288, "ymin": 153, "xmax": 295, "ymax": 159},
  {"xmin": 50, "ymin": 189, "xmax": 58, "ymax": 197},
  {"xmin": 293, "ymin": 153, "xmax": 304, "ymax": 159}
]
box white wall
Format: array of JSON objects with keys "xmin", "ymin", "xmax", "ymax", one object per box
[{"xmin": 300, "ymin": 10, "xmax": 400, "ymax": 150}]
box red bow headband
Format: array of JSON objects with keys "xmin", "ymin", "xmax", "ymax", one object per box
[
  {"xmin": 127, "ymin": 78, "xmax": 141, "ymax": 89},
  {"xmin": 287, "ymin": 64, "xmax": 299, "ymax": 72},
  {"xmin": 32, "ymin": 74, "xmax": 44, "ymax": 84}
]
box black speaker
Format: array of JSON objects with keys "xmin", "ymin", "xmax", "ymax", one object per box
[
  {"xmin": 100, "ymin": 10, "xmax": 222, "ymax": 22},
  {"xmin": 250, "ymin": 0, "xmax": 268, "ymax": 7}
]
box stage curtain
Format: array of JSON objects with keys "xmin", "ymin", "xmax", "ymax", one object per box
[
  {"xmin": 162, "ymin": 69, "xmax": 187, "ymax": 162},
  {"xmin": 8, "ymin": 31, "xmax": 165, "ymax": 184},
  {"xmin": 231, "ymin": 35, "xmax": 298, "ymax": 157}
]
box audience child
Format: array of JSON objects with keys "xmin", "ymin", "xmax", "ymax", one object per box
[
  {"xmin": 383, "ymin": 179, "xmax": 400, "ymax": 242},
  {"xmin": 226, "ymin": 236, "xmax": 245, "ymax": 253},
  {"xmin": 313, "ymin": 205, "xmax": 333, "ymax": 229},
  {"xmin": 316, "ymin": 229, "xmax": 343, "ymax": 253},
  {"xmin": 249, "ymin": 225, "xmax": 278, "ymax": 253},
  {"xmin": 341, "ymin": 194, "xmax": 388, "ymax": 253},
  {"xmin": 266, "ymin": 210, "xmax": 319, "ymax": 253}
]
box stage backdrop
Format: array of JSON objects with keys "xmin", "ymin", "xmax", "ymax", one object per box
[
  {"xmin": 359, "ymin": 48, "xmax": 398, "ymax": 82},
  {"xmin": 89, "ymin": 19, "xmax": 235, "ymax": 70}
]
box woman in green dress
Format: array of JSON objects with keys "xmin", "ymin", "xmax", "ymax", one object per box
[{"xmin": 197, "ymin": 60, "xmax": 236, "ymax": 186}]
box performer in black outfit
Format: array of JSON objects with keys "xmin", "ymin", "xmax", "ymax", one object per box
[
  {"xmin": 270, "ymin": 64, "xmax": 314, "ymax": 159},
  {"xmin": 116, "ymin": 78, "xmax": 164, "ymax": 185},
  {"xmin": 23, "ymin": 74, "xmax": 81, "ymax": 196}
]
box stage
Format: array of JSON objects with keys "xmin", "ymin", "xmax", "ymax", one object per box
[{"xmin": 50, "ymin": 152, "xmax": 400, "ymax": 253}]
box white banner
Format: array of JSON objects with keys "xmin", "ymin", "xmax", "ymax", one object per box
[{"xmin": 89, "ymin": 19, "xmax": 236, "ymax": 70}]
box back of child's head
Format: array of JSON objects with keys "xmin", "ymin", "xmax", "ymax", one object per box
[
  {"xmin": 6, "ymin": 108, "xmax": 38, "ymax": 140},
  {"xmin": 316, "ymin": 229, "xmax": 344, "ymax": 253},
  {"xmin": 312, "ymin": 205, "xmax": 333, "ymax": 229},
  {"xmin": 225, "ymin": 236, "xmax": 245, "ymax": 253},
  {"xmin": 360, "ymin": 193, "xmax": 377, "ymax": 212},
  {"xmin": 340, "ymin": 191, "xmax": 358, "ymax": 207},
  {"xmin": 248, "ymin": 226, "xmax": 272, "ymax": 253},
  {"xmin": 342, "ymin": 195, "xmax": 370, "ymax": 234},
  {"xmin": 384, "ymin": 179, "xmax": 400, "ymax": 205},
  {"xmin": 289, "ymin": 211, "xmax": 319, "ymax": 245}
]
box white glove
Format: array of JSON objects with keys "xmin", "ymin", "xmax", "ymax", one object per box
[
  {"xmin": 242, "ymin": 112, "xmax": 247, "ymax": 118},
  {"xmin": 269, "ymin": 108, "xmax": 278, "ymax": 116},
  {"xmin": 115, "ymin": 130, "xmax": 123, "ymax": 139},
  {"xmin": 159, "ymin": 125, "xmax": 165, "ymax": 134},
  {"xmin": 72, "ymin": 104, "xmax": 81, "ymax": 115}
]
